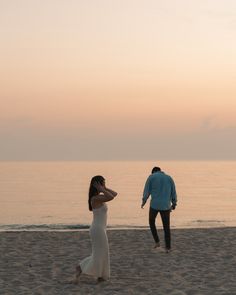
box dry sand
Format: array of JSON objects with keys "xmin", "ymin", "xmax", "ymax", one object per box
[{"xmin": 0, "ymin": 228, "xmax": 236, "ymax": 295}]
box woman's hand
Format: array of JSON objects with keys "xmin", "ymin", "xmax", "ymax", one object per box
[{"xmin": 93, "ymin": 181, "xmax": 105, "ymax": 192}]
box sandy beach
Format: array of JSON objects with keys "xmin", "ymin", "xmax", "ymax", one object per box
[{"xmin": 0, "ymin": 228, "xmax": 235, "ymax": 295}]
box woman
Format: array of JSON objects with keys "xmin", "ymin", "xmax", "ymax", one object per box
[{"xmin": 73, "ymin": 175, "xmax": 117, "ymax": 283}]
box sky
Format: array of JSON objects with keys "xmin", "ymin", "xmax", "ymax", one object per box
[{"xmin": 0, "ymin": 0, "xmax": 236, "ymax": 160}]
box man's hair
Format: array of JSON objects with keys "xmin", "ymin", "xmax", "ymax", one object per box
[{"xmin": 152, "ymin": 167, "xmax": 161, "ymax": 174}]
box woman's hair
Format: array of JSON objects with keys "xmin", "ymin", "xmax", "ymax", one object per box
[{"xmin": 88, "ymin": 175, "xmax": 105, "ymax": 211}]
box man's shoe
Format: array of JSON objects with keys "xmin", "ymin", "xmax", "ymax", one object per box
[{"xmin": 165, "ymin": 248, "xmax": 171, "ymax": 253}]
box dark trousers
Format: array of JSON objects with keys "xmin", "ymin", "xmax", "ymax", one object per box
[{"xmin": 149, "ymin": 207, "xmax": 171, "ymax": 249}]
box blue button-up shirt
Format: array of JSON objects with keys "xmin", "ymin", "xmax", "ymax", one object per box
[{"xmin": 143, "ymin": 171, "xmax": 177, "ymax": 210}]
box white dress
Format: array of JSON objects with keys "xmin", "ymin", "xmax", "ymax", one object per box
[{"xmin": 80, "ymin": 204, "xmax": 110, "ymax": 280}]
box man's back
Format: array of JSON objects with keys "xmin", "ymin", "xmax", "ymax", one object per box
[{"xmin": 143, "ymin": 171, "xmax": 177, "ymax": 210}]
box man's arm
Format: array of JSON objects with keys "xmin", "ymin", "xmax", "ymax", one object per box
[
  {"xmin": 141, "ymin": 176, "xmax": 151, "ymax": 208},
  {"xmin": 170, "ymin": 177, "xmax": 177, "ymax": 209}
]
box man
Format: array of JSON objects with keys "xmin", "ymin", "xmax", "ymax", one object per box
[{"xmin": 141, "ymin": 166, "xmax": 177, "ymax": 253}]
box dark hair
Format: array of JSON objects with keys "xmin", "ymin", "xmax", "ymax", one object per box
[
  {"xmin": 152, "ymin": 167, "xmax": 161, "ymax": 174},
  {"xmin": 88, "ymin": 175, "xmax": 105, "ymax": 211}
]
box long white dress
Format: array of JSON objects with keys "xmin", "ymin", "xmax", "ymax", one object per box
[{"xmin": 79, "ymin": 204, "xmax": 110, "ymax": 280}]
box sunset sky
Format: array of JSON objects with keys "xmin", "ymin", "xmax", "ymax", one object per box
[{"xmin": 1, "ymin": 0, "xmax": 236, "ymax": 160}]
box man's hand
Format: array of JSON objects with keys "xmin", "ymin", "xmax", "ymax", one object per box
[
  {"xmin": 141, "ymin": 200, "xmax": 146, "ymax": 209},
  {"xmin": 171, "ymin": 204, "xmax": 176, "ymax": 210}
]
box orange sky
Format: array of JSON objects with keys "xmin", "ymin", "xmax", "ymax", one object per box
[{"xmin": 0, "ymin": 0, "xmax": 236, "ymax": 160}]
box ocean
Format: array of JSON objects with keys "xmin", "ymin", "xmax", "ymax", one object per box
[{"xmin": 0, "ymin": 161, "xmax": 236, "ymax": 231}]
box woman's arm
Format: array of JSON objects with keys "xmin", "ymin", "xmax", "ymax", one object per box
[
  {"xmin": 95, "ymin": 187, "xmax": 115, "ymax": 202},
  {"xmin": 92, "ymin": 183, "xmax": 116, "ymax": 206},
  {"xmin": 104, "ymin": 187, "xmax": 117, "ymax": 197}
]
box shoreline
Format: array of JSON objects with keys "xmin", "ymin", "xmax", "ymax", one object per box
[
  {"xmin": 0, "ymin": 223, "xmax": 235, "ymax": 232},
  {"xmin": 0, "ymin": 225, "xmax": 235, "ymax": 233},
  {"xmin": 1, "ymin": 227, "xmax": 235, "ymax": 294}
]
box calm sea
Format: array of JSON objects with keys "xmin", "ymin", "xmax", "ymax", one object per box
[{"xmin": 0, "ymin": 161, "xmax": 236, "ymax": 231}]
